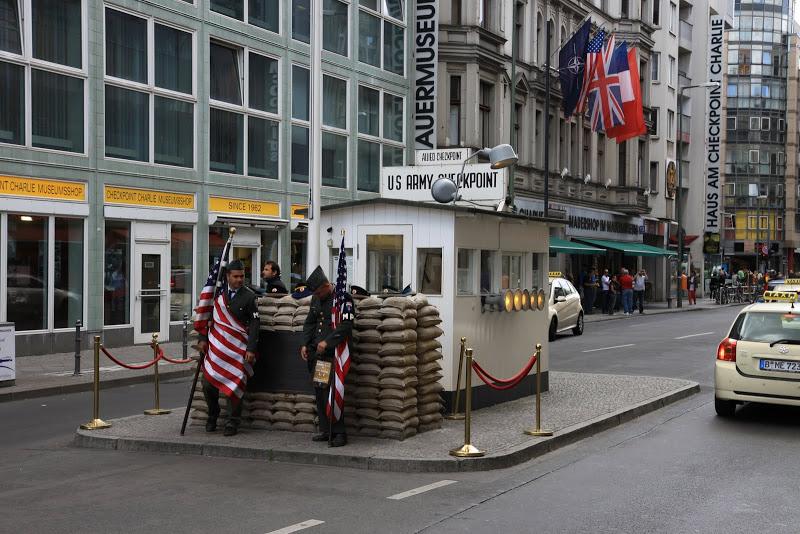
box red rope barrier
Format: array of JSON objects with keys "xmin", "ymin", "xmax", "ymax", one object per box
[
  {"xmin": 156, "ymin": 346, "xmax": 193, "ymax": 365},
  {"xmin": 471, "ymin": 352, "xmax": 538, "ymax": 391},
  {"xmin": 100, "ymin": 346, "xmax": 162, "ymax": 370}
]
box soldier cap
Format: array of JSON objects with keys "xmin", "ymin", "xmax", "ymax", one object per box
[
  {"xmin": 306, "ymin": 266, "xmax": 329, "ymax": 292},
  {"xmin": 227, "ymin": 259, "xmax": 245, "ymax": 271},
  {"xmin": 350, "ymin": 285, "xmax": 370, "ymax": 296}
]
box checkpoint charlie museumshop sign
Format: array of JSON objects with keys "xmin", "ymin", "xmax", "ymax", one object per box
[{"xmin": 380, "ymin": 163, "xmax": 506, "ymax": 202}]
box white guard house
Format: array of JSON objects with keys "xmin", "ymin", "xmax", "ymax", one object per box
[{"xmin": 319, "ymin": 198, "xmax": 562, "ymax": 408}]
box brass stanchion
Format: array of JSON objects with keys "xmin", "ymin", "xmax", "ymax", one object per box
[
  {"xmin": 444, "ymin": 336, "xmax": 467, "ymax": 420},
  {"xmin": 449, "ymin": 348, "xmax": 484, "ymax": 458},
  {"xmin": 80, "ymin": 336, "xmax": 111, "ymax": 430},
  {"xmin": 524, "ymin": 343, "xmax": 552, "ymax": 436},
  {"xmin": 144, "ymin": 333, "xmax": 171, "ymax": 415}
]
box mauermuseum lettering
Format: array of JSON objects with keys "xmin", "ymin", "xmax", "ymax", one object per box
[{"xmin": 414, "ymin": 0, "xmax": 438, "ymax": 150}]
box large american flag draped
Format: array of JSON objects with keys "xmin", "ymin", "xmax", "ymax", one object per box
[
  {"xmin": 194, "ymin": 238, "xmax": 253, "ymax": 400},
  {"xmin": 576, "ymin": 29, "xmax": 606, "ymax": 114},
  {"xmin": 327, "ymin": 234, "xmax": 351, "ymax": 421},
  {"xmin": 587, "ymin": 33, "xmax": 625, "ymax": 133}
]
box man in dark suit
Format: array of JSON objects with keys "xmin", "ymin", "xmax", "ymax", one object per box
[
  {"xmin": 300, "ymin": 266, "xmax": 354, "ymax": 447},
  {"xmin": 261, "ymin": 260, "xmax": 288, "ymax": 294},
  {"xmin": 197, "ymin": 259, "xmax": 259, "ymax": 436}
]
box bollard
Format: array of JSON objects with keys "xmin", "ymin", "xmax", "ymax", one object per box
[
  {"xmin": 449, "ymin": 348, "xmax": 484, "ymax": 458},
  {"xmin": 445, "ymin": 337, "xmax": 467, "ymax": 420},
  {"xmin": 73, "ymin": 319, "xmax": 82, "ymax": 376},
  {"xmin": 182, "ymin": 313, "xmax": 189, "ymax": 361},
  {"xmin": 144, "ymin": 333, "xmax": 171, "ymax": 415},
  {"xmin": 80, "ymin": 336, "xmax": 111, "ymax": 430},
  {"xmin": 524, "ymin": 344, "xmax": 552, "ymax": 437}
]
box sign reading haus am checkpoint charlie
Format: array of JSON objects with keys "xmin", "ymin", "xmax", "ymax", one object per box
[{"xmin": 380, "ymin": 162, "xmax": 507, "ymax": 203}]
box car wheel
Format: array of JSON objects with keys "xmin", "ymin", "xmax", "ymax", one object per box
[
  {"xmin": 548, "ymin": 318, "xmax": 557, "ymax": 342},
  {"xmin": 572, "ymin": 312, "xmax": 584, "ymax": 336},
  {"xmin": 714, "ymin": 397, "xmax": 736, "ymax": 417}
]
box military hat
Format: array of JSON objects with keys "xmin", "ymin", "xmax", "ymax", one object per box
[
  {"xmin": 350, "ymin": 285, "xmax": 370, "ymax": 297},
  {"xmin": 401, "ymin": 284, "xmax": 413, "ymax": 295},
  {"xmin": 306, "ymin": 266, "xmax": 329, "ymax": 292},
  {"xmin": 227, "ymin": 259, "xmax": 244, "ymax": 271}
]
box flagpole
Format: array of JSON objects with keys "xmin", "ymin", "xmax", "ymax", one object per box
[
  {"xmin": 308, "ymin": 0, "xmax": 323, "ymax": 277},
  {"xmin": 543, "ymin": 0, "xmax": 551, "ymax": 218},
  {"xmin": 508, "ymin": 2, "xmax": 517, "ymax": 208}
]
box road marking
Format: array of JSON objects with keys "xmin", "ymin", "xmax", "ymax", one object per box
[
  {"xmin": 264, "ymin": 519, "xmax": 325, "ymax": 534},
  {"xmin": 582, "ymin": 344, "xmax": 635, "ymax": 353},
  {"xmin": 675, "ymin": 332, "xmax": 715, "ymax": 340},
  {"xmin": 387, "ymin": 480, "xmax": 458, "ymax": 500}
]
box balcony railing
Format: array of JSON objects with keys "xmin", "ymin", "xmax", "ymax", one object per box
[{"xmin": 679, "ymin": 19, "xmax": 693, "ymax": 46}]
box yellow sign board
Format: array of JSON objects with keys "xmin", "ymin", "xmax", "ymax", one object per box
[
  {"xmin": 763, "ymin": 291, "xmax": 798, "ymax": 303},
  {"xmin": 548, "ymin": 271, "xmax": 562, "ymax": 279},
  {"xmin": 291, "ymin": 204, "xmax": 308, "ymax": 219},
  {"xmin": 784, "ymin": 279, "xmax": 800, "ymax": 285},
  {"xmin": 208, "ymin": 196, "xmax": 281, "ymax": 218},
  {"xmin": 0, "ymin": 175, "xmax": 86, "ymax": 202},
  {"xmin": 105, "ymin": 186, "xmax": 195, "ymax": 210}
]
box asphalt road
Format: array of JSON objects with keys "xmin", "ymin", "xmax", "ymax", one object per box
[{"xmin": 2, "ymin": 305, "xmax": 799, "ymax": 533}]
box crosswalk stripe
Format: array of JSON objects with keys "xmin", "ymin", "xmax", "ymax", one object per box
[
  {"xmin": 387, "ymin": 480, "xmax": 458, "ymax": 500},
  {"xmin": 264, "ymin": 519, "xmax": 324, "ymax": 534}
]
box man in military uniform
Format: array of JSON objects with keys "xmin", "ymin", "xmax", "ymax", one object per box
[
  {"xmin": 197, "ymin": 260, "xmax": 259, "ymax": 436},
  {"xmin": 300, "ymin": 266, "xmax": 354, "ymax": 447}
]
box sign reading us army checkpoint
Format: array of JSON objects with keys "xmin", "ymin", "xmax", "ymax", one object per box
[{"xmin": 380, "ymin": 164, "xmax": 506, "ymax": 202}]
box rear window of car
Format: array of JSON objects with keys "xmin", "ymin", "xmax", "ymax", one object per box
[{"xmin": 731, "ymin": 311, "xmax": 800, "ymax": 342}]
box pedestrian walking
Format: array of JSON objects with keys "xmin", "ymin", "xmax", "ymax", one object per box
[
  {"xmin": 688, "ymin": 269, "xmax": 697, "ymax": 305},
  {"xmin": 600, "ymin": 269, "xmax": 610, "ymax": 313},
  {"xmin": 633, "ymin": 269, "xmax": 647, "ymax": 314},
  {"xmin": 619, "ymin": 268, "xmax": 634, "ymax": 315},
  {"xmin": 680, "ymin": 270, "xmax": 688, "ymax": 300},
  {"xmin": 583, "ymin": 268, "xmax": 598, "ymax": 315},
  {"xmin": 608, "ymin": 274, "xmax": 620, "ymax": 315}
]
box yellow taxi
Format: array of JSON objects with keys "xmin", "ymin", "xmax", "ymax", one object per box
[
  {"xmin": 547, "ymin": 271, "xmax": 584, "ymax": 341},
  {"xmin": 715, "ymin": 291, "xmax": 800, "ymax": 416}
]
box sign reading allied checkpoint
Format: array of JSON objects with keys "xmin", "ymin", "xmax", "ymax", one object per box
[{"xmin": 380, "ymin": 164, "xmax": 506, "ymax": 203}]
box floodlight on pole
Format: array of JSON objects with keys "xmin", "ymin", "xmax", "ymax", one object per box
[{"xmin": 431, "ymin": 144, "xmax": 519, "ymax": 204}]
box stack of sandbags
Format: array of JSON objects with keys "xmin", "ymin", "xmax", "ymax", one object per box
[
  {"xmin": 273, "ymin": 295, "xmax": 297, "ymax": 332},
  {"xmin": 244, "ymin": 391, "xmax": 272, "ymax": 430},
  {"xmin": 189, "ymin": 373, "xmax": 232, "ymax": 426},
  {"xmin": 257, "ymin": 295, "xmax": 280, "ymax": 331},
  {"xmin": 352, "ymin": 296, "xmax": 383, "ymax": 436},
  {"xmin": 415, "ymin": 297, "xmax": 445, "ymax": 432},
  {"xmin": 377, "ymin": 296, "xmax": 419, "ymax": 440},
  {"xmin": 292, "ymin": 295, "xmax": 312, "ymax": 332}
]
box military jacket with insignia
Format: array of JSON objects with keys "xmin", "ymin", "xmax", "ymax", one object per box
[
  {"xmin": 302, "ymin": 293, "xmax": 354, "ymax": 360},
  {"xmin": 200, "ymin": 286, "xmax": 260, "ymax": 352}
]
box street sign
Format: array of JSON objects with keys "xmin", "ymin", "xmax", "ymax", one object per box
[
  {"xmin": 380, "ymin": 164, "xmax": 506, "ymax": 203},
  {"xmin": 415, "ymin": 148, "xmax": 470, "ymax": 166}
]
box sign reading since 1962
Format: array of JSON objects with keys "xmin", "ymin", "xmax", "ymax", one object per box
[
  {"xmin": 380, "ymin": 164, "xmax": 506, "ymax": 203},
  {"xmin": 208, "ymin": 196, "xmax": 281, "ymax": 218}
]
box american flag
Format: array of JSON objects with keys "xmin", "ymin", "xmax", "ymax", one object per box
[
  {"xmin": 194, "ymin": 237, "xmax": 253, "ymax": 400},
  {"xmin": 576, "ymin": 29, "xmax": 605, "ymax": 114},
  {"xmin": 586, "ymin": 33, "xmax": 626, "ymax": 132},
  {"xmin": 327, "ymin": 234, "xmax": 351, "ymax": 421}
]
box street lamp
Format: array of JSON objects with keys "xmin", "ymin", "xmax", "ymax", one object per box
[
  {"xmin": 431, "ymin": 144, "xmax": 519, "ymax": 204},
  {"xmin": 676, "ymin": 81, "xmax": 720, "ymax": 308}
]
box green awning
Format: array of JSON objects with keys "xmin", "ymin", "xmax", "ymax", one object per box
[
  {"xmin": 574, "ymin": 238, "xmax": 676, "ymax": 257},
  {"xmin": 549, "ymin": 237, "xmax": 605, "ymax": 255}
]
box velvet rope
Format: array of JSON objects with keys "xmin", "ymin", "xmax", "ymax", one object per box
[
  {"xmin": 101, "ymin": 346, "xmax": 162, "ymax": 370},
  {"xmin": 156, "ymin": 346, "xmax": 193, "ymax": 365},
  {"xmin": 471, "ymin": 352, "xmax": 538, "ymax": 391}
]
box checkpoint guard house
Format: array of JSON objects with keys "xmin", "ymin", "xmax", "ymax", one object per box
[{"xmin": 319, "ymin": 149, "xmax": 563, "ymax": 408}]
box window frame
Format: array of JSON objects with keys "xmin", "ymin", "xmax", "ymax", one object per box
[
  {"xmin": 209, "ymin": 0, "xmax": 281, "ymax": 36},
  {"xmin": 290, "ymin": 62, "xmax": 310, "ymax": 183},
  {"xmin": 357, "ymin": 0, "xmax": 406, "ymax": 76},
  {"xmin": 322, "ymin": 0, "xmax": 350, "ymax": 57},
  {"xmin": 355, "ymin": 82, "xmax": 405, "ymax": 192}
]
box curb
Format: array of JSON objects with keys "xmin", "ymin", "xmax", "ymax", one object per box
[
  {"xmin": 0, "ymin": 367, "xmax": 194, "ymax": 403},
  {"xmin": 585, "ymin": 302, "xmax": 744, "ymax": 324},
  {"xmin": 73, "ymin": 381, "xmax": 700, "ymax": 473}
]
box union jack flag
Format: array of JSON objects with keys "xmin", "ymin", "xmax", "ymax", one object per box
[
  {"xmin": 327, "ymin": 234, "xmax": 351, "ymax": 421},
  {"xmin": 587, "ymin": 34, "xmax": 627, "ymax": 133},
  {"xmin": 576, "ymin": 29, "xmax": 605, "ymax": 114}
]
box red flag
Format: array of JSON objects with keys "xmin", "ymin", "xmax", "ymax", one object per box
[{"xmin": 607, "ymin": 48, "xmax": 647, "ymax": 142}]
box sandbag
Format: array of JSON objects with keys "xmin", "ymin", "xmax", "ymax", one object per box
[
  {"xmin": 418, "ymin": 381, "xmax": 444, "ymax": 395},
  {"xmin": 357, "ymin": 362, "xmax": 381, "ymax": 376},
  {"xmin": 354, "ymin": 317, "xmax": 382, "ymax": 329},
  {"xmin": 417, "ymin": 339, "xmax": 442, "ymax": 353},
  {"xmin": 417, "ymin": 372, "xmax": 443, "ymax": 385},
  {"xmin": 380, "ymin": 329, "xmax": 417, "ymax": 343},
  {"xmin": 379, "ymin": 375, "xmax": 419, "ymax": 389},
  {"xmin": 378, "ymin": 397, "xmax": 418, "ymax": 411},
  {"xmin": 416, "ymin": 315, "xmax": 442, "ymax": 327},
  {"xmin": 416, "ymin": 326, "xmax": 444, "ymax": 341},
  {"xmin": 272, "ymin": 410, "xmax": 294, "ymax": 423},
  {"xmin": 381, "ymin": 354, "xmax": 417, "ymax": 367},
  {"xmin": 354, "ymin": 329, "xmax": 381, "ymax": 343},
  {"xmin": 378, "ymin": 386, "xmax": 416, "ymax": 400},
  {"xmin": 417, "ymin": 361, "xmax": 442, "ymax": 376},
  {"xmin": 380, "ymin": 407, "xmax": 418, "ymax": 423},
  {"xmin": 383, "ymin": 296, "xmax": 412, "ymax": 310},
  {"xmin": 378, "ymin": 366, "xmax": 417, "ymax": 380},
  {"xmin": 355, "ymin": 353, "xmax": 381, "ymax": 365},
  {"xmin": 417, "ymin": 350, "xmax": 443, "ymax": 363},
  {"xmin": 357, "ymin": 297, "xmax": 382, "ymax": 309},
  {"xmin": 355, "ymin": 407, "xmax": 380, "ymax": 420}
]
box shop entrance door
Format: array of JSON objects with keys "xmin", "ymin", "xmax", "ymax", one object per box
[
  {"xmin": 134, "ymin": 244, "xmax": 169, "ymax": 344},
  {"xmin": 232, "ymin": 246, "xmax": 259, "ymax": 288}
]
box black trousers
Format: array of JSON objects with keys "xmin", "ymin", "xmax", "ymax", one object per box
[
  {"xmin": 314, "ymin": 384, "xmax": 346, "ymax": 436},
  {"xmin": 203, "ymin": 378, "xmax": 243, "ymax": 427}
]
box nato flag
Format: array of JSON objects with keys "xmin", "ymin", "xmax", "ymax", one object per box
[{"xmin": 559, "ymin": 19, "xmax": 592, "ymax": 117}]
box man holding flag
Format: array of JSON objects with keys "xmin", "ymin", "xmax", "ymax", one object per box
[{"xmin": 300, "ymin": 243, "xmax": 354, "ymax": 447}]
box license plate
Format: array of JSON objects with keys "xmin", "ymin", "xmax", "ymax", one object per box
[{"xmin": 759, "ymin": 359, "xmax": 800, "ymax": 373}]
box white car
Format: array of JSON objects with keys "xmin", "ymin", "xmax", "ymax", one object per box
[
  {"xmin": 714, "ymin": 291, "xmax": 800, "ymax": 416},
  {"xmin": 548, "ymin": 277, "xmax": 584, "ymax": 341}
]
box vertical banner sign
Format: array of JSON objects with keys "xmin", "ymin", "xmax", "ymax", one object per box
[
  {"xmin": 705, "ymin": 15, "xmax": 725, "ymax": 236},
  {"xmin": 414, "ymin": 0, "xmax": 438, "ymax": 150}
]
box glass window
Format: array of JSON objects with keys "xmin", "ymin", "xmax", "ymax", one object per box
[
  {"xmin": 54, "ymin": 218, "xmax": 83, "ymax": 329},
  {"xmin": 358, "ymin": 85, "xmax": 379, "ymax": 135},
  {"xmin": 210, "ymin": 42, "xmax": 242, "ymax": 105},
  {"xmin": 208, "ymin": 226, "xmax": 229, "ymax": 270},
  {"xmin": 292, "ymin": 0, "xmax": 310, "ymax": 43},
  {"xmin": 291, "ymin": 125, "xmax": 309, "ymax": 182},
  {"xmin": 358, "ymin": 12, "xmax": 380, "ymax": 66},
  {"xmin": 360, "ymin": 0, "xmax": 378, "ymax": 10},
  {"xmin": 209, "ymin": 108, "xmax": 243, "ymax": 174},
  {"xmin": 292, "ymin": 65, "xmax": 310, "ymax": 120},
  {"xmin": 291, "ymin": 230, "xmax": 307, "ymax": 287},
  {"xmin": 0, "ymin": 0, "xmax": 22, "ymax": 54},
  {"xmin": 0, "ymin": 61, "xmax": 24, "ymax": 145},
  {"xmin": 259, "ymin": 229, "xmax": 280, "ymax": 283},
  {"xmin": 154, "ymin": 96, "xmax": 193, "ymax": 167},
  {"xmin": 323, "ymin": 0, "xmax": 348, "ymax": 56},
  {"xmin": 531, "ymin": 253, "xmax": 542, "ymax": 293},
  {"xmin": 417, "ymin": 248, "xmax": 442, "ymax": 294},
  {"xmin": 383, "ymin": 93, "xmax": 403, "ymax": 141},
  {"xmin": 31, "ymin": 70, "xmax": 84, "ymax": 153},
  {"xmin": 211, "ymin": 0, "xmax": 243, "ymax": 20},
  {"xmin": 170, "ymin": 225, "xmax": 193, "ymax": 322},
  {"xmin": 501, "ymin": 254, "xmax": 522, "ymax": 289},
  {"xmin": 384, "ymin": 0, "xmax": 403, "ymax": 20},
  {"xmin": 249, "ymin": 53, "xmax": 279, "ymax": 113},
  {"xmin": 249, "ymin": 0, "xmax": 279, "ymax": 33},
  {"xmin": 323, "ymin": 75, "xmax": 347, "ymax": 129},
  {"xmin": 104, "ymin": 222, "xmax": 130, "ymax": 326},
  {"xmin": 457, "ymin": 249, "xmax": 474, "ymax": 295},
  {"xmin": 106, "ymin": 9, "xmax": 147, "ymax": 83},
  {"xmin": 366, "ymin": 235, "xmax": 403, "ymax": 292},
  {"xmin": 32, "ymin": 0, "xmax": 81, "ymax": 68},
  {"xmin": 248, "ymin": 116, "xmax": 279, "ymax": 178},
  {"xmin": 155, "ymin": 24, "xmax": 192, "ymax": 94},
  {"xmin": 105, "ymin": 85, "xmax": 149, "ymax": 161},
  {"xmin": 322, "ymin": 132, "xmax": 347, "ymax": 187},
  {"xmin": 382, "ymin": 144, "xmax": 403, "ymax": 166},
  {"xmin": 357, "ymin": 139, "xmax": 380, "ymax": 192},
  {"xmin": 8, "ymin": 214, "xmax": 48, "ymax": 331},
  {"xmin": 480, "ymin": 250, "xmax": 496, "ymax": 294},
  {"xmin": 383, "ymin": 21, "xmax": 404, "ymax": 75}
]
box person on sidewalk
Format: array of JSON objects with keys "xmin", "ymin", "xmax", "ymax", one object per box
[
  {"xmin": 583, "ymin": 268, "xmax": 598, "ymax": 315},
  {"xmin": 688, "ymin": 269, "xmax": 698, "ymax": 305},
  {"xmin": 300, "ymin": 266, "xmax": 354, "ymax": 448},
  {"xmin": 261, "ymin": 260, "xmax": 288, "ymax": 294},
  {"xmin": 600, "ymin": 269, "xmax": 610, "ymax": 314},
  {"xmin": 633, "ymin": 269, "xmax": 647, "ymax": 314},
  {"xmin": 619, "ymin": 268, "xmax": 634, "ymax": 315},
  {"xmin": 608, "ymin": 274, "xmax": 620, "ymax": 315},
  {"xmin": 680, "ymin": 270, "xmax": 688, "ymax": 301},
  {"xmin": 197, "ymin": 260, "xmax": 259, "ymax": 437}
]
